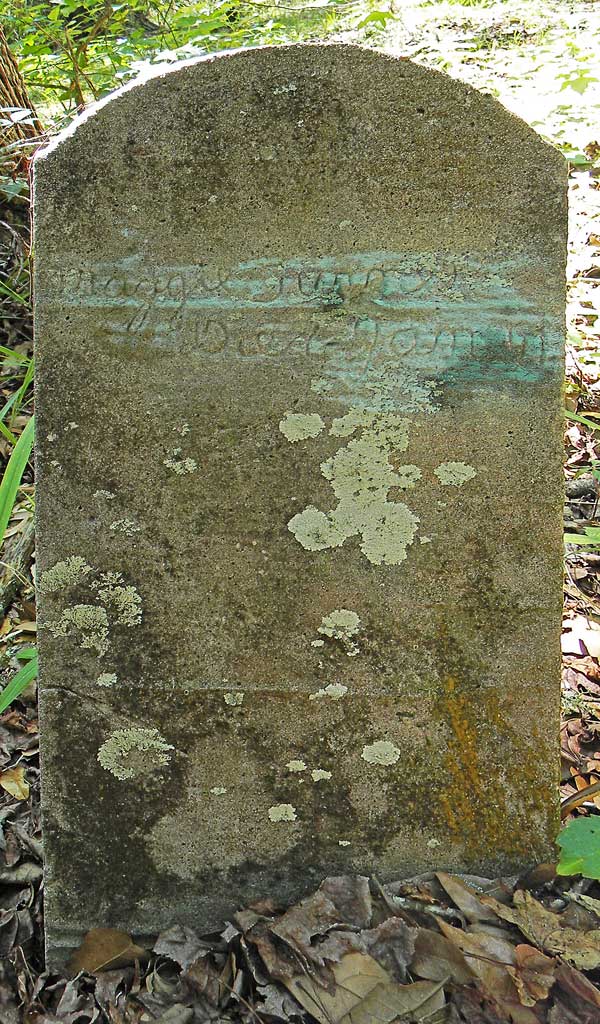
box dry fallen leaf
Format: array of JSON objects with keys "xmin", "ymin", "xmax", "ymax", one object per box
[
  {"xmin": 0, "ymin": 766, "xmax": 29, "ymax": 800},
  {"xmin": 436, "ymin": 872, "xmax": 498, "ymax": 924},
  {"xmin": 284, "ymin": 951, "xmax": 445, "ymax": 1024},
  {"xmin": 284, "ymin": 951, "xmax": 388, "ymax": 1024},
  {"xmin": 483, "ymin": 890, "xmax": 600, "ymax": 971},
  {"xmin": 507, "ymin": 944, "xmax": 556, "ymax": 1006},
  {"xmin": 437, "ymin": 919, "xmax": 519, "ymax": 1004},
  {"xmin": 67, "ymin": 928, "xmax": 148, "ymax": 975},
  {"xmin": 411, "ymin": 928, "xmax": 476, "ymax": 985}
]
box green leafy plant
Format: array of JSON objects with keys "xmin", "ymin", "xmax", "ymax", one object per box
[
  {"xmin": 0, "ymin": 414, "xmax": 34, "ymax": 549},
  {"xmin": 0, "ymin": 651, "xmax": 38, "ymax": 714},
  {"xmin": 557, "ymin": 817, "xmax": 600, "ymax": 878}
]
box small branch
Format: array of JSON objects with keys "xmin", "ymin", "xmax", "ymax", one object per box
[{"xmin": 561, "ymin": 780, "xmax": 600, "ymax": 819}]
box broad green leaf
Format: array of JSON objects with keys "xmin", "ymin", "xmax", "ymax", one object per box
[
  {"xmin": 0, "ymin": 654, "xmax": 38, "ymax": 715},
  {"xmin": 557, "ymin": 817, "xmax": 600, "ymax": 878},
  {"xmin": 0, "ymin": 415, "xmax": 34, "ymax": 549}
]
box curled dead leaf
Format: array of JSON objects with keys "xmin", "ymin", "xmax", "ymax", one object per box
[{"xmin": 507, "ymin": 944, "xmax": 556, "ymax": 1006}]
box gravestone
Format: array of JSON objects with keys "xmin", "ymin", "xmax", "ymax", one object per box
[{"xmin": 34, "ymin": 43, "xmax": 566, "ymax": 965}]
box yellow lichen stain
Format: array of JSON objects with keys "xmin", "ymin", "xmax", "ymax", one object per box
[{"xmin": 436, "ymin": 676, "xmax": 555, "ymax": 860}]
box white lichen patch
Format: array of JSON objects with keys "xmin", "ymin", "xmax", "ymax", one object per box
[
  {"xmin": 46, "ymin": 565, "xmax": 142, "ymax": 656},
  {"xmin": 319, "ymin": 609, "xmax": 361, "ymax": 641},
  {"xmin": 279, "ymin": 412, "xmax": 325, "ymax": 443},
  {"xmin": 318, "ymin": 608, "xmax": 361, "ymax": 656},
  {"xmin": 311, "ymin": 639, "xmax": 325, "ymax": 648},
  {"xmin": 419, "ymin": 536, "xmax": 432, "ymax": 545},
  {"xmin": 311, "ymin": 769, "xmax": 332, "ymax": 781},
  {"xmin": 65, "ymin": 421, "xmax": 78, "ymax": 431},
  {"xmin": 224, "ymin": 692, "xmax": 244, "ymax": 706},
  {"xmin": 46, "ymin": 432, "xmax": 58, "ymax": 442},
  {"xmin": 286, "ymin": 410, "xmax": 420, "ymax": 565},
  {"xmin": 286, "ymin": 760, "xmax": 307, "ymax": 773},
  {"xmin": 97, "ymin": 727, "xmax": 174, "ymax": 781},
  {"xmin": 164, "ymin": 448, "xmax": 197, "ymax": 475},
  {"xmin": 361, "ymin": 740, "xmax": 401, "ymax": 766},
  {"xmin": 48, "ymin": 604, "xmax": 110, "ymax": 656},
  {"xmin": 93, "ymin": 489, "xmax": 115, "ymax": 500},
  {"xmin": 309, "ymin": 683, "xmax": 348, "ymax": 701},
  {"xmin": 210, "ymin": 786, "xmax": 227, "ymax": 795},
  {"xmin": 39, "ymin": 556, "xmax": 93, "ymax": 595},
  {"xmin": 394, "ymin": 465, "xmax": 422, "ymax": 490},
  {"xmin": 96, "ymin": 672, "xmax": 117, "ymax": 687},
  {"xmin": 427, "ymin": 838, "xmax": 441, "ymax": 849},
  {"xmin": 435, "ymin": 462, "xmax": 477, "ymax": 487},
  {"xmin": 338, "ymin": 840, "xmax": 351, "ymax": 847},
  {"xmin": 109, "ymin": 518, "xmax": 140, "ymax": 536},
  {"xmin": 268, "ymin": 803, "xmax": 297, "ymax": 823},
  {"xmin": 92, "ymin": 573, "xmax": 142, "ymax": 627}
]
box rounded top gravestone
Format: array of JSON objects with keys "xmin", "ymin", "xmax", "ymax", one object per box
[{"xmin": 34, "ymin": 44, "xmax": 566, "ymax": 965}]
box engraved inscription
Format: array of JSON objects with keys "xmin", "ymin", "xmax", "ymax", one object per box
[{"xmin": 41, "ymin": 252, "xmax": 562, "ymax": 404}]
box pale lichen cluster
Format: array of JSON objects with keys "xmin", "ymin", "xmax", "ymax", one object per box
[
  {"xmin": 318, "ymin": 608, "xmax": 361, "ymax": 656},
  {"xmin": 284, "ymin": 409, "xmax": 420, "ymax": 565},
  {"xmin": 109, "ymin": 518, "xmax": 140, "ymax": 536},
  {"xmin": 164, "ymin": 447, "xmax": 197, "ymax": 475},
  {"xmin": 435, "ymin": 461, "xmax": 477, "ymax": 486},
  {"xmin": 38, "ymin": 556, "xmax": 92, "ymax": 595},
  {"xmin": 223, "ymin": 692, "xmax": 244, "ymax": 706},
  {"xmin": 42, "ymin": 562, "xmax": 142, "ymax": 658},
  {"xmin": 362, "ymin": 740, "xmax": 401, "ymax": 766},
  {"xmin": 280, "ymin": 407, "xmax": 477, "ymax": 565},
  {"xmin": 96, "ymin": 672, "xmax": 117, "ymax": 687},
  {"xmin": 97, "ymin": 728, "xmax": 174, "ymax": 780},
  {"xmin": 48, "ymin": 604, "xmax": 110, "ymax": 656},
  {"xmin": 309, "ymin": 682, "xmax": 348, "ymax": 701},
  {"xmin": 92, "ymin": 572, "xmax": 142, "ymax": 628}
]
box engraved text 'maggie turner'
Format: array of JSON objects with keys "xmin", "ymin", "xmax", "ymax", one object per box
[{"xmin": 43, "ymin": 253, "xmax": 561, "ymax": 391}]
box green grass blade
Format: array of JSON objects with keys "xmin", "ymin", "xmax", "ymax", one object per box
[
  {"xmin": 0, "ymin": 420, "xmax": 18, "ymax": 446},
  {"xmin": 14, "ymin": 647, "xmax": 36, "ymax": 661},
  {"xmin": 0, "ymin": 653, "xmax": 38, "ymax": 714},
  {"xmin": 10, "ymin": 359, "xmax": 34, "ymax": 425},
  {"xmin": 0, "ymin": 415, "xmax": 34, "ymax": 549},
  {"xmin": 0, "ymin": 345, "xmax": 28, "ymax": 364},
  {"xmin": 565, "ymin": 410, "xmax": 600, "ymax": 432},
  {"xmin": 0, "ymin": 280, "xmax": 28, "ymax": 305}
]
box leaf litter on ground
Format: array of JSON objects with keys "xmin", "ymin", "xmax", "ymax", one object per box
[{"xmin": 9, "ymin": 869, "xmax": 600, "ymax": 1023}]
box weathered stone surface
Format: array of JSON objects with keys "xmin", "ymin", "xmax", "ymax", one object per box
[{"xmin": 34, "ymin": 43, "xmax": 566, "ymax": 966}]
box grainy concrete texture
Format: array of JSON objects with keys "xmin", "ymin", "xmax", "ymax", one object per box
[{"xmin": 33, "ymin": 43, "xmax": 567, "ymax": 966}]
